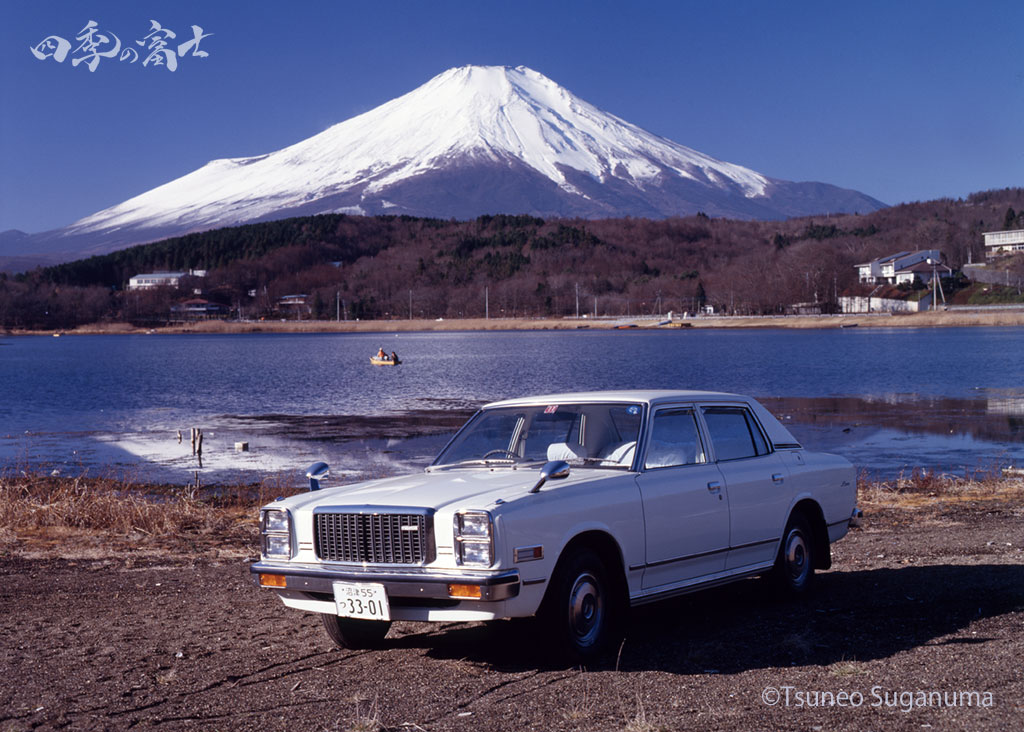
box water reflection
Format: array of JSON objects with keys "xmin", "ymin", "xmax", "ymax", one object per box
[{"xmin": 3, "ymin": 330, "xmax": 1024, "ymax": 485}]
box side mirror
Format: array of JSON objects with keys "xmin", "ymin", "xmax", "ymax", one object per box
[
  {"xmin": 529, "ymin": 460, "xmax": 570, "ymax": 494},
  {"xmin": 306, "ymin": 461, "xmax": 330, "ymax": 491}
]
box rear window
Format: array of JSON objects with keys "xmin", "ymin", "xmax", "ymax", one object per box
[{"xmin": 701, "ymin": 407, "xmax": 769, "ymax": 461}]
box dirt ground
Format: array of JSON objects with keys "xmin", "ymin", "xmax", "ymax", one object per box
[{"xmin": 2, "ymin": 492, "xmax": 1022, "ymax": 731}]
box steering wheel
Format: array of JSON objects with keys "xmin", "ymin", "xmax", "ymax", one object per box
[{"xmin": 482, "ymin": 449, "xmax": 519, "ymax": 460}]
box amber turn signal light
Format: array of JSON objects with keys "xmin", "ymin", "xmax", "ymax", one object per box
[
  {"xmin": 447, "ymin": 583, "xmax": 483, "ymax": 599},
  {"xmin": 259, "ymin": 573, "xmax": 287, "ymax": 588}
]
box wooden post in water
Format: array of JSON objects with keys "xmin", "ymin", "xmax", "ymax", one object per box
[{"xmin": 197, "ymin": 429, "xmax": 203, "ymax": 468}]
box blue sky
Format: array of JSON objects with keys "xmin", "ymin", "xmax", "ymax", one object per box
[{"xmin": 1, "ymin": 0, "xmax": 1021, "ymax": 234}]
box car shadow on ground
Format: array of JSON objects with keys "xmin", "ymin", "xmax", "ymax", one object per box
[{"xmin": 386, "ymin": 564, "xmax": 1024, "ymax": 672}]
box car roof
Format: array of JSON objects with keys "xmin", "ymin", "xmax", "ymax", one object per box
[
  {"xmin": 484, "ymin": 390, "xmax": 747, "ymax": 408},
  {"xmin": 483, "ymin": 390, "xmax": 802, "ymax": 448}
]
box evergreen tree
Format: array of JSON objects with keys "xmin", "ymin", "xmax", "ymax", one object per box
[{"xmin": 1004, "ymin": 207, "xmax": 1018, "ymax": 230}]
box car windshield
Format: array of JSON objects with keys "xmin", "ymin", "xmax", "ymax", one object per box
[{"xmin": 433, "ymin": 402, "xmax": 644, "ymax": 470}]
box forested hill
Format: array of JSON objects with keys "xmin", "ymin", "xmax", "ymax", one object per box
[{"xmin": 4, "ymin": 188, "xmax": 1023, "ymax": 329}]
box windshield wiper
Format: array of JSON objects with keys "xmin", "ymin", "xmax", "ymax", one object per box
[{"xmin": 430, "ymin": 458, "xmax": 546, "ymax": 470}]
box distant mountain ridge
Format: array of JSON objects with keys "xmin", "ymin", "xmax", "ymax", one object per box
[{"xmin": 1, "ymin": 65, "xmax": 885, "ymax": 267}]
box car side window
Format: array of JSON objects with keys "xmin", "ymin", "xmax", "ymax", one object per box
[
  {"xmin": 701, "ymin": 407, "xmax": 770, "ymax": 461},
  {"xmin": 644, "ymin": 408, "xmax": 704, "ymax": 469}
]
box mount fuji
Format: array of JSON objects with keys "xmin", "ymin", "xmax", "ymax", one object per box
[{"xmin": 2, "ymin": 65, "xmax": 884, "ymax": 264}]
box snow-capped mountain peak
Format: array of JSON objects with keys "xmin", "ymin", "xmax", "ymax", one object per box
[{"xmin": 10, "ymin": 65, "xmax": 884, "ymax": 260}]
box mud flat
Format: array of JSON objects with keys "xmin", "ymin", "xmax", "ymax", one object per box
[{"xmin": 1, "ymin": 475, "xmax": 1022, "ymax": 730}]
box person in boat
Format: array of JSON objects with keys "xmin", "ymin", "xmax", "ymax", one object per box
[
  {"xmin": 391, "ymin": 351, "xmax": 399, "ymax": 364},
  {"xmin": 376, "ymin": 347, "xmax": 387, "ymax": 360}
]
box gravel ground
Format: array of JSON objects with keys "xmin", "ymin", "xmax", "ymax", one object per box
[{"xmin": 1, "ymin": 495, "xmax": 1022, "ymax": 731}]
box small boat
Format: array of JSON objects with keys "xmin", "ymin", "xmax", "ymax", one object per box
[{"xmin": 370, "ymin": 356, "xmax": 401, "ymax": 366}]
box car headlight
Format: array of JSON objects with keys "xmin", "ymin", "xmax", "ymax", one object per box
[
  {"xmin": 260, "ymin": 509, "xmax": 292, "ymax": 559},
  {"xmin": 454, "ymin": 510, "xmax": 493, "ymax": 567}
]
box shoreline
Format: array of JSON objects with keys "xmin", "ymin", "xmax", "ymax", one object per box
[{"xmin": 6, "ymin": 308, "xmax": 1024, "ymax": 336}]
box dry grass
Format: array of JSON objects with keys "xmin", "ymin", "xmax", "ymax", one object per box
[
  {"xmin": 1, "ymin": 470, "xmax": 1020, "ymax": 558},
  {"xmin": 858, "ymin": 470, "xmax": 1024, "ymax": 510},
  {"xmin": 0, "ymin": 472, "xmax": 304, "ymax": 556}
]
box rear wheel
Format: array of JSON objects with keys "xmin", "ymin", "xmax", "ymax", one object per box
[
  {"xmin": 773, "ymin": 513, "xmax": 814, "ymax": 595},
  {"xmin": 321, "ymin": 614, "xmax": 392, "ymax": 649},
  {"xmin": 542, "ymin": 547, "xmax": 622, "ymax": 662}
]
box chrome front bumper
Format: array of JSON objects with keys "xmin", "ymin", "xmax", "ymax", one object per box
[{"xmin": 250, "ymin": 560, "xmax": 521, "ymax": 602}]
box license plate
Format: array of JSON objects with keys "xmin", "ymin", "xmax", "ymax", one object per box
[{"xmin": 332, "ymin": 581, "xmax": 391, "ymax": 621}]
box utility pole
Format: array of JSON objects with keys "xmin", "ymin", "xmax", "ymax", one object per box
[
  {"xmin": 930, "ymin": 259, "xmax": 946, "ymax": 308},
  {"xmin": 485, "ymin": 286, "xmax": 489, "ymax": 319},
  {"xmin": 336, "ymin": 291, "xmax": 340, "ymax": 322},
  {"xmin": 409, "ymin": 290, "xmax": 413, "ymax": 320},
  {"xmin": 575, "ymin": 283, "xmax": 580, "ymax": 319}
]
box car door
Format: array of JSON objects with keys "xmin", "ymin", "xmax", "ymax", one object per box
[
  {"xmin": 635, "ymin": 406, "xmax": 730, "ymax": 589},
  {"xmin": 699, "ymin": 404, "xmax": 791, "ymax": 570}
]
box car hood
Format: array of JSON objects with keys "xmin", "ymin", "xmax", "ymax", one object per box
[{"xmin": 274, "ymin": 465, "xmax": 618, "ymax": 512}]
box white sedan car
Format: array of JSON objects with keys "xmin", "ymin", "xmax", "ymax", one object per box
[{"xmin": 251, "ymin": 390, "xmax": 859, "ymax": 660}]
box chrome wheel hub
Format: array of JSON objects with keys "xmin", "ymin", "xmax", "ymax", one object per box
[
  {"xmin": 568, "ymin": 572, "xmax": 604, "ymax": 647},
  {"xmin": 785, "ymin": 530, "xmax": 809, "ymax": 584}
]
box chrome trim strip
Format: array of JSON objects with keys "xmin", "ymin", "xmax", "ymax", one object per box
[
  {"xmin": 311, "ymin": 504, "xmax": 434, "ymax": 516},
  {"xmin": 638, "ymin": 536, "xmax": 774, "ymax": 573},
  {"xmin": 631, "ymin": 537, "xmax": 780, "ymax": 571},
  {"xmin": 731, "ymin": 537, "xmax": 781, "ymax": 551},
  {"xmin": 645, "ymin": 545, "xmax": 730, "ymax": 568}
]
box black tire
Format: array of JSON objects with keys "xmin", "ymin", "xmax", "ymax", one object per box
[
  {"xmin": 321, "ymin": 614, "xmax": 391, "ymax": 650},
  {"xmin": 541, "ymin": 547, "xmax": 622, "ymax": 662},
  {"xmin": 773, "ymin": 513, "xmax": 815, "ymax": 595}
]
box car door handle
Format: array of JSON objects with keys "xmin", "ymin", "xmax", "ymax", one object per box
[
  {"xmin": 707, "ymin": 481, "xmax": 722, "ymax": 492},
  {"xmin": 772, "ymin": 473, "xmax": 785, "ymax": 484}
]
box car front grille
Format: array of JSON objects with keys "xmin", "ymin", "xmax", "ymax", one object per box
[{"xmin": 313, "ymin": 512, "xmax": 431, "ymax": 564}]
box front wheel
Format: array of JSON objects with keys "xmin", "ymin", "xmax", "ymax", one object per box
[
  {"xmin": 541, "ymin": 548, "xmax": 622, "ymax": 662},
  {"xmin": 322, "ymin": 614, "xmax": 392, "ymax": 650},
  {"xmin": 773, "ymin": 514, "xmax": 814, "ymax": 595}
]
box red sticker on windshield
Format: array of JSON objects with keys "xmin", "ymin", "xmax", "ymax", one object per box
[{"xmin": 544, "ymin": 405, "xmax": 558, "ymax": 414}]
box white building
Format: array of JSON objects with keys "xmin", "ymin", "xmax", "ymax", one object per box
[
  {"xmin": 856, "ymin": 250, "xmax": 945, "ymax": 285},
  {"xmin": 983, "ymin": 230, "xmax": 1024, "ymax": 257},
  {"xmin": 128, "ymin": 272, "xmax": 185, "ymax": 290},
  {"xmin": 893, "ymin": 260, "xmax": 953, "ymax": 286},
  {"xmin": 127, "ymin": 270, "xmax": 207, "ymax": 290}
]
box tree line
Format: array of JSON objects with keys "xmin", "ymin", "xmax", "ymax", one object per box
[{"xmin": 2, "ymin": 189, "xmax": 1022, "ymax": 329}]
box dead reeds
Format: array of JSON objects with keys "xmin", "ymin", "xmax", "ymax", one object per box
[
  {"xmin": 0, "ymin": 472, "xmax": 304, "ymax": 556},
  {"xmin": 858, "ymin": 469, "xmax": 1024, "ymax": 510}
]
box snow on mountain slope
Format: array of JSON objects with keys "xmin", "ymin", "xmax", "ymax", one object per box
[{"xmin": 6, "ymin": 65, "xmax": 885, "ymax": 260}]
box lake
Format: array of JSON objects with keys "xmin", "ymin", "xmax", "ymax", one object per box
[{"xmin": 2, "ymin": 327, "xmax": 1022, "ymax": 485}]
